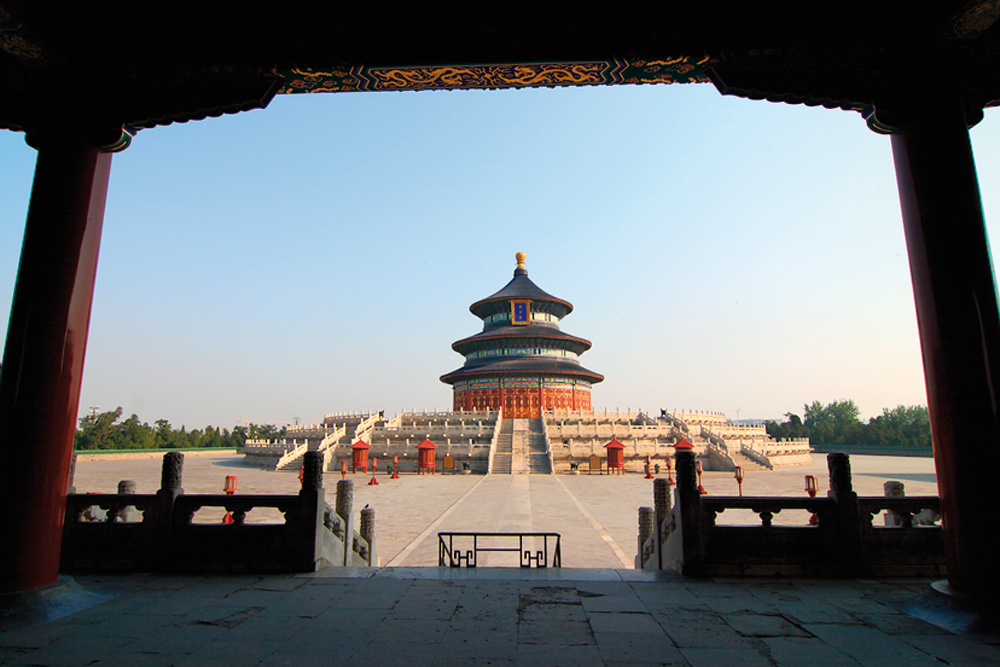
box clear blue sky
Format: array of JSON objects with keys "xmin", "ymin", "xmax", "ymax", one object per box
[{"xmin": 3, "ymin": 82, "xmax": 1000, "ymax": 429}]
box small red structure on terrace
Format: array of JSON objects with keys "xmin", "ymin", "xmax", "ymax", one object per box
[
  {"xmin": 351, "ymin": 440, "xmax": 370, "ymax": 473},
  {"xmin": 604, "ymin": 438, "xmax": 625, "ymax": 475},
  {"xmin": 417, "ymin": 438, "xmax": 437, "ymax": 474}
]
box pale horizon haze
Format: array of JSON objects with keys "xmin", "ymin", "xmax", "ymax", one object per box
[{"xmin": 3, "ymin": 83, "xmax": 999, "ymax": 429}]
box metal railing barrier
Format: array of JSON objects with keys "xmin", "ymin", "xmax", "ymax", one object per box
[{"xmin": 438, "ymin": 532, "xmax": 561, "ymax": 568}]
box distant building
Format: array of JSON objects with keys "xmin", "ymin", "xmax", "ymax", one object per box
[{"xmin": 441, "ymin": 253, "xmax": 603, "ymax": 418}]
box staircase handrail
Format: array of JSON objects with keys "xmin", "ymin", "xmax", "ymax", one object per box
[
  {"xmin": 352, "ymin": 412, "xmax": 382, "ymax": 443},
  {"xmin": 275, "ymin": 439, "xmax": 309, "ymax": 470},
  {"xmin": 487, "ymin": 409, "xmax": 504, "ymax": 473},
  {"xmin": 700, "ymin": 426, "xmax": 728, "ymax": 451},
  {"xmin": 739, "ymin": 443, "xmax": 772, "ymax": 468}
]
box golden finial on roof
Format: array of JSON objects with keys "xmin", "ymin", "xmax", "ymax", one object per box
[{"xmin": 516, "ymin": 252, "xmax": 526, "ymax": 270}]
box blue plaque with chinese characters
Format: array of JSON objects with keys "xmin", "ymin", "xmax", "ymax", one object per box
[{"xmin": 511, "ymin": 300, "xmax": 530, "ymax": 326}]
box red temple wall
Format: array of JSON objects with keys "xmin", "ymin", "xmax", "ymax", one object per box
[{"xmin": 452, "ymin": 385, "xmax": 591, "ymax": 418}]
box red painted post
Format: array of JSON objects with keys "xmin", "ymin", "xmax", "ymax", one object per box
[
  {"xmin": 341, "ymin": 461, "xmax": 347, "ymax": 480},
  {"xmin": 392, "ymin": 455, "xmax": 399, "ymax": 479},
  {"xmin": 890, "ymin": 97, "xmax": 1000, "ymax": 599},
  {"xmin": 805, "ymin": 475, "xmax": 818, "ymax": 497},
  {"xmin": 0, "ymin": 132, "xmax": 113, "ymax": 594},
  {"xmin": 644, "ymin": 455, "xmax": 653, "ymax": 479},
  {"xmin": 695, "ymin": 460, "xmax": 706, "ymax": 495},
  {"xmin": 222, "ymin": 475, "xmax": 237, "ymax": 523},
  {"xmin": 805, "ymin": 474, "xmax": 819, "ymax": 525},
  {"xmin": 369, "ymin": 458, "xmax": 379, "ymax": 486},
  {"xmin": 734, "ymin": 466, "xmax": 744, "ymax": 497}
]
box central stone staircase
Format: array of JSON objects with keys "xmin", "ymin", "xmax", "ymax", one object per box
[
  {"xmin": 491, "ymin": 418, "xmax": 552, "ymax": 474},
  {"xmin": 491, "ymin": 419, "xmax": 513, "ymax": 473},
  {"xmin": 523, "ymin": 418, "xmax": 552, "ymax": 474}
]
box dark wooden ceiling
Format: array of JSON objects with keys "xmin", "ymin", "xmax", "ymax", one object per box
[{"xmin": 2, "ymin": 2, "xmax": 999, "ymax": 139}]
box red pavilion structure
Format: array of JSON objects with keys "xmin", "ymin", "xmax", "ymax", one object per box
[{"xmin": 441, "ymin": 253, "xmax": 603, "ymax": 418}]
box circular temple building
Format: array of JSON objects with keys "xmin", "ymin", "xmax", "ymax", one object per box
[{"xmin": 441, "ymin": 253, "xmax": 603, "ymax": 418}]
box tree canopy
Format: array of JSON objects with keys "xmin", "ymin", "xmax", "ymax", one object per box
[
  {"xmin": 73, "ymin": 407, "xmax": 285, "ymax": 451},
  {"xmin": 767, "ymin": 400, "xmax": 931, "ymax": 449}
]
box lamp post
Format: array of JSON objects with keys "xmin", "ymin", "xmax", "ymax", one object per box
[
  {"xmin": 805, "ymin": 474, "xmax": 819, "ymax": 526},
  {"xmin": 223, "ymin": 475, "xmax": 237, "ymax": 524}
]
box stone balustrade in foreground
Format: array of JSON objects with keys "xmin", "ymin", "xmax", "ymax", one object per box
[
  {"xmin": 61, "ymin": 451, "xmax": 374, "ymax": 573},
  {"xmin": 637, "ymin": 452, "xmax": 944, "ymax": 577}
]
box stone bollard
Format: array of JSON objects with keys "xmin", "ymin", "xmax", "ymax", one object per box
[{"xmin": 360, "ymin": 507, "xmax": 376, "ymax": 565}]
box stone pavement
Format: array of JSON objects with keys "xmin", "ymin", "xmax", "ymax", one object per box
[{"xmin": 3, "ymin": 569, "xmax": 999, "ymax": 666}]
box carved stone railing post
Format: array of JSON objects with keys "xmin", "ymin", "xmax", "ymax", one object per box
[
  {"xmin": 827, "ymin": 453, "xmax": 861, "ymax": 571},
  {"xmin": 293, "ymin": 451, "xmax": 327, "ymax": 570},
  {"xmin": 360, "ymin": 507, "xmax": 376, "ymax": 566},
  {"xmin": 654, "ymin": 477, "xmax": 671, "ymax": 521},
  {"xmin": 109, "ymin": 480, "xmax": 137, "ymax": 522},
  {"xmin": 884, "ymin": 480, "xmax": 905, "ymax": 527},
  {"xmin": 828, "ymin": 453, "xmax": 853, "ymax": 497},
  {"xmin": 153, "ymin": 452, "xmax": 184, "ymax": 570},
  {"xmin": 301, "ymin": 451, "xmax": 324, "ymax": 494},
  {"xmin": 67, "ymin": 452, "xmax": 78, "ymax": 494},
  {"xmin": 673, "ymin": 449, "xmax": 705, "ymax": 572},
  {"xmin": 160, "ymin": 452, "xmax": 184, "ymax": 495},
  {"xmin": 336, "ymin": 479, "xmax": 353, "ymax": 522},
  {"xmin": 653, "ymin": 477, "xmax": 672, "ymax": 569},
  {"xmin": 637, "ymin": 506, "xmax": 654, "ymax": 568},
  {"xmin": 336, "ymin": 479, "xmax": 355, "ymax": 565},
  {"xmin": 675, "ymin": 450, "xmax": 699, "ymax": 505}
]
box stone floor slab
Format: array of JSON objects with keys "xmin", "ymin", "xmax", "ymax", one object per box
[
  {"xmin": 897, "ymin": 634, "xmax": 1000, "ymax": 665},
  {"xmin": 680, "ymin": 646, "xmax": 773, "ymax": 667},
  {"xmin": 588, "ymin": 611, "xmax": 663, "ymax": 634},
  {"xmin": 724, "ymin": 611, "xmax": 811, "ymax": 638},
  {"xmin": 516, "ymin": 643, "xmax": 604, "ymax": 666},
  {"xmin": 802, "ymin": 623, "xmax": 949, "ymax": 667},
  {"xmin": 762, "ymin": 636, "xmax": 864, "ymax": 667},
  {"xmin": 593, "ymin": 631, "xmax": 684, "ymax": 663},
  {"xmin": 518, "ymin": 619, "xmax": 595, "ymax": 646}
]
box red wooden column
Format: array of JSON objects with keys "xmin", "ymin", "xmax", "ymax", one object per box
[
  {"xmin": 0, "ymin": 130, "xmax": 113, "ymax": 594},
  {"xmin": 890, "ymin": 98, "xmax": 1000, "ymax": 599}
]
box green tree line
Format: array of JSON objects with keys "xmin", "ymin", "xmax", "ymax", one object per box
[
  {"xmin": 765, "ymin": 400, "xmax": 931, "ymax": 449},
  {"xmin": 73, "ymin": 407, "xmax": 287, "ymax": 451}
]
